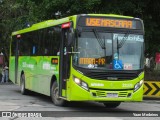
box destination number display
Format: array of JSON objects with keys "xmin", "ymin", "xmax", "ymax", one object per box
[{"xmin": 79, "ymin": 58, "xmax": 105, "ymax": 65}]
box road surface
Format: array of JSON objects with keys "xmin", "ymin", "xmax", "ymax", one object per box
[{"xmin": 0, "ymin": 83, "xmax": 159, "ymax": 120}]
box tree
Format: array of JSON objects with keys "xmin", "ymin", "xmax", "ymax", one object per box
[
  {"xmin": 0, "ymin": 0, "xmax": 39, "ymax": 61},
  {"xmin": 32, "ymin": 0, "xmax": 101, "ymax": 19}
]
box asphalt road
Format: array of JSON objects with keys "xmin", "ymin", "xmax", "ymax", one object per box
[{"xmin": 0, "ymin": 83, "xmax": 159, "ymax": 120}]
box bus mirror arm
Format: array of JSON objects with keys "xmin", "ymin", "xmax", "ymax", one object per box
[{"xmin": 67, "ymin": 47, "xmax": 80, "ymax": 54}]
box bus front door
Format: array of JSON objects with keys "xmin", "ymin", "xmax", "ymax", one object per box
[{"xmin": 59, "ymin": 28, "xmax": 71, "ymax": 97}]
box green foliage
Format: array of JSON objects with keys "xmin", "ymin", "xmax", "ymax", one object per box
[
  {"xmin": 0, "ymin": 0, "xmax": 38, "ymax": 60},
  {"xmin": 34, "ymin": 0, "xmax": 101, "ymax": 19}
]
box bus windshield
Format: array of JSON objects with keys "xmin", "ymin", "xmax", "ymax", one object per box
[{"xmin": 73, "ymin": 31, "xmax": 144, "ymax": 70}]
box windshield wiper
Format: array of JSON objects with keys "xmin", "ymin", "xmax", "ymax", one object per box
[
  {"xmin": 93, "ymin": 28, "xmax": 105, "ymax": 49},
  {"xmin": 117, "ymin": 32, "xmax": 130, "ymax": 49}
]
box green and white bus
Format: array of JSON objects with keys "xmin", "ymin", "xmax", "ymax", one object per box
[{"xmin": 10, "ymin": 14, "xmax": 144, "ymax": 108}]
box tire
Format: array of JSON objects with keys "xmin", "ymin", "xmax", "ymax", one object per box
[
  {"xmin": 20, "ymin": 74, "xmax": 28, "ymax": 95},
  {"xmin": 50, "ymin": 81, "xmax": 66, "ymax": 106},
  {"xmin": 103, "ymin": 102, "xmax": 121, "ymax": 108}
]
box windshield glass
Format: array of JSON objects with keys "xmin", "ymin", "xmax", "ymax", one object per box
[{"xmin": 73, "ymin": 31, "xmax": 144, "ymax": 70}]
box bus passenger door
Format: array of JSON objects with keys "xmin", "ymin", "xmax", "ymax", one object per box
[{"xmin": 59, "ymin": 23, "xmax": 71, "ymax": 97}]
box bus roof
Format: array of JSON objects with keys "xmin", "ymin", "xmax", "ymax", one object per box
[
  {"xmin": 12, "ymin": 14, "xmax": 139, "ymax": 36},
  {"xmin": 12, "ymin": 16, "xmax": 72, "ymax": 36}
]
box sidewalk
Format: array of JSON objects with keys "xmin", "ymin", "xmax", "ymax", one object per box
[
  {"xmin": 0, "ymin": 73, "xmax": 12, "ymax": 85},
  {"xmin": 0, "ymin": 81, "xmax": 13, "ymax": 85}
]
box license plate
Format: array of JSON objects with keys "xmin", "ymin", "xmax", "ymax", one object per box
[{"xmin": 107, "ymin": 93, "xmax": 118, "ymax": 98}]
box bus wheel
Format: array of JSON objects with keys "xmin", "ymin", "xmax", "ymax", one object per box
[
  {"xmin": 51, "ymin": 81, "xmax": 66, "ymax": 106},
  {"xmin": 103, "ymin": 102, "xmax": 121, "ymax": 108},
  {"xmin": 20, "ymin": 74, "xmax": 28, "ymax": 95}
]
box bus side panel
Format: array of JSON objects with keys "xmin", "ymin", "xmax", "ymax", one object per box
[{"xmin": 18, "ymin": 56, "xmax": 59, "ymax": 96}]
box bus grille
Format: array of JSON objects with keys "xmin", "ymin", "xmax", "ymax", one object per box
[{"xmin": 85, "ymin": 71, "xmax": 137, "ymax": 80}]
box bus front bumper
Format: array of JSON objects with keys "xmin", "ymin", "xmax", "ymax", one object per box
[{"xmin": 68, "ymin": 83, "xmax": 143, "ymax": 102}]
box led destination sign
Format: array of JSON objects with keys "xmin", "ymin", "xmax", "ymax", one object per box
[
  {"xmin": 86, "ymin": 18, "xmax": 133, "ymax": 28},
  {"xmin": 78, "ymin": 16, "xmax": 142, "ymax": 29},
  {"xmin": 79, "ymin": 58, "xmax": 105, "ymax": 65}
]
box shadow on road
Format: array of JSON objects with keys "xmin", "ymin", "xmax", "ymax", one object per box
[
  {"xmin": 0, "ymin": 83, "xmax": 132, "ymax": 113},
  {"xmin": 17, "ymin": 90, "xmax": 129, "ymax": 112}
]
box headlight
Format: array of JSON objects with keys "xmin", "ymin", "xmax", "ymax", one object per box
[
  {"xmin": 134, "ymin": 79, "xmax": 144, "ymax": 92},
  {"xmin": 74, "ymin": 77, "xmax": 81, "ymax": 84},
  {"xmin": 73, "ymin": 76, "xmax": 89, "ymax": 91}
]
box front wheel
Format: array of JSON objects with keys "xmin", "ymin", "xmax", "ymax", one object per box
[
  {"xmin": 103, "ymin": 102, "xmax": 121, "ymax": 108},
  {"xmin": 20, "ymin": 74, "xmax": 28, "ymax": 95},
  {"xmin": 50, "ymin": 81, "xmax": 66, "ymax": 106}
]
